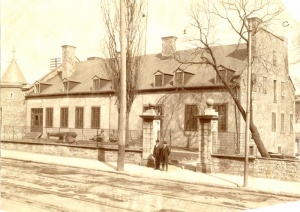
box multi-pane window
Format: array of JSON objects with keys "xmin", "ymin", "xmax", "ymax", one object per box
[
  {"xmin": 273, "ymin": 80, "xmax": 277, "ymax": 102},
  {"xmin": 75, "ymin": 107, "xmax": 84, "ymax": 129},
  {"xmin": 155, "ymin": 75, "xmax": 163, "ymax": 87},
  {"xmin": 175, "ymin": 72, "xmax": 184, "ymax": 85},
  {"xmin": 290, "ymin": 114, "xmax": 294, "ymax": 132},
  {"xmin": 281, "ymin": 82, "xmax": 285, "ymax": 97},
  {"xmin": 281, "ymin": 113, "xmax": 284, "ymax": 132},
  {"xmin": 91, "ymin": 107, "xmax": 100, "ymax": 129},
  {"xmin": 213, "ymin": 104, "xmax": 228, "ymax": 131},
  {"xmin": 263, "ymin": 77, "xmax": 267, "ymax": 94},
  {"xmin": 272, "ymin": 112, "xmax": 276, "ymax": 132},
  {"xmin": 93, "ymin": 79, "xmax": 100, "ymax": 90},
  {"xmin": 46, "ymin": 108, "xmax": 53, "ymax": 127},
  {"xmin": 63, "ymin": 81, "xmax": 68, "ymax": 92},
  {"xmin": 60, "ymin": 107, "xmax": 68, "ymax": 128},
  {"xmin": 184, "ymin": 105, "xmax": 198, "ymax": 131}
]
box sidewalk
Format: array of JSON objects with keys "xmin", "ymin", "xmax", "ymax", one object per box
[{"xmin": 2, "ymin": 149, "xmax": 300, "ymax": 197}]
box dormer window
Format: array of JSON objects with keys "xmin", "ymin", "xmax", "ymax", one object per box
[
  {"xmin": 216, "ymin": 69, "xmax": 234, "ymax": 84},
  {"xmin": 153, "ymin": 71, "xmax": 172, "ymax": 88},
  {"xmin": 155, "ymin": 74, "xmax": 163, "ymax": 87},
  {"xmin": 34, "ymin": 84, "xmax": 40, "ymax": 93},
  {"xmin": 63, "ymin": 81, "xmax": 68, "ymax": 91},
  {"xmin": 93, "ymin": 78, "xmax": 100, "ymax": 90},
  {"xmin": 91, "ymin": 75, "xmax": 109, "ymax": 91},
  {"xmin": 175, "ymin": 71, "xmax": 184, "ymax": 85}
]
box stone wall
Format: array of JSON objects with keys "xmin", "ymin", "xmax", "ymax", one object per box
[
  {"xmin": 0, "ymin": 87, "xmax": 26, "ymax": 127},
  {"xmin": 212, "ymin": 155, "xmax": 300, "ymax": 182},
  {"xmin": 212, "ymin": 155, "xmax": 255, "ymax": 175},
  {"xmin": 1, "ymin": 141, "xmax": 142, "ymax": 164},
  {"xmin": 254, "ymin": 158, "xmax": 300, "ymax": 181}
]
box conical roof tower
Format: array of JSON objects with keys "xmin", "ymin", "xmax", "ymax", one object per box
[{"xmin": 1, "ymin": 56, "xmax": 27, "ymax": 87}]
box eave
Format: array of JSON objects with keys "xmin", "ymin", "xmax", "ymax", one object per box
[{"xmin": 25, "ymin": 85, "xmax": 227, "ymax": 99}]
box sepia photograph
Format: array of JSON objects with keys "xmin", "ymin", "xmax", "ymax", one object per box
[{"xmin": 1, "ymin": 0, "xmax": 300, "ymax": 211}]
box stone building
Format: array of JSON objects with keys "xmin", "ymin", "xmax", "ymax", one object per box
[
  {"xmin": 0, "ymin": 18, "xmax": 296, "ymax": 156},
  {"xmin": 0, "ymin": 57, "xmax": 30, "ymax": 139}
]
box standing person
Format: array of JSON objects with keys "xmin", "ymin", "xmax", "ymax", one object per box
[
  {"xmin": 153, "ymin": 140, "xmax": 161, "ymax": 170},
  {"xmin": 160, "ymin": 141, "xmax": 171, "ymax": 171}
]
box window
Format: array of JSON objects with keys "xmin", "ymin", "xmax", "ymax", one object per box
[
  {"xmin": 35, "ymin": 84, "xmax": 40, "ymax": 93},
  {"xmin": 63, "ymin": 81, "xmax": 68, "ymax": 92},
  {"xmin": 273, "ymin": 50, "xmax": 277, "ymax": 66},
  {"xmin": 281, "ymin": 82, "xmax": 285, "ymax": 97},
  {"xmin": 216, "ymin": 69, "xmax": 234, "ymax": 84},
  {"xmin": 290, "ymin": 114, "xmax": 294, "ymax": 132},
  {"xmin": 155, "ymin": 75, "xmax": 163, "ymax": 87},
  {"xmin": 75, "ymin": 107, "xmax": 84, "ymax": 128},
  {"xmin": 213, "ymin": 104, "xmax": 228, "ymax": 131},
  {"xmin": 46, "ymin": 108, "xmax": 53, "ymax": 127},
  {"xmin": 184, "ymin": 105, "xmax": 198, "ymax": 131},
  {"xmin": 272, "ymin": 112, "xmax": 276, "ymax": 132},
  {"xmin": 60, "ymin": 107, "xmax": 68, "ymax": 128},
  {"xmin": 93, "ymin": 79, "xmax": 100, "ymax": 90},
  {"xmin": 263, "ymin": 77, "xmax": 267, "ymax": 94},
  {"xmin": 91, "ymin": 107, "xmax": 100, "ymax": 129},
  {"xmin": 273, "ymin": 80, "xmax": 277, "ymax": 102},
  {"xmin": 9, "ymin": 92, "xmax": 14, "ymax": 99},
  {"xmin": 281, "ymin": 113, "xmax": 284, "ymax": 132},
  {"xmin": 175, "ymin": 71, "xmax": 184, "ymax": 85}
]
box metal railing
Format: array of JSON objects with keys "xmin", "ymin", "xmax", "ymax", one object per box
[
  {"xmin": 213, "ymin": 132, "xmax": 258, "ymax": 157},
  {"xmin": 0, "ymin": 125, "xmax": 143, "ymax": 147}
]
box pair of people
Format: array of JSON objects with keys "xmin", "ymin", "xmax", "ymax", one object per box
[{"xmin": 153, "ymin": 140, "xmax": 171, "ymax": 171}]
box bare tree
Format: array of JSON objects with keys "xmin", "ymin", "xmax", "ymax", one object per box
[
  {"xmin": 101, "ymin": 0, "xmax": 146, "ymax": 140},
  {"xmin": 177, "ymin": 0, "xmax": 284, "ymax": 157}
]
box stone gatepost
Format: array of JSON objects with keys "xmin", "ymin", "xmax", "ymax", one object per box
[
  {"xmin": 139, "ymin": 102, "xmax": 162, "ymax": 166},
  {"xmin": 195, "ymin": 99, "xmax": 218, "ymax": 173}
]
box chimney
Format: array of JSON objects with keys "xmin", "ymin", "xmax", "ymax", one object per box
[
  {"xmin": 61, "ymin": 45, "xmax": 76, "ymax": 79},
  {"xmin": 247, "ymin": 17, "xmax": 262, "ymax": 34},
  {"xmin": 161, "ymin": 36, "xmax": 177, "ymax": 58}
]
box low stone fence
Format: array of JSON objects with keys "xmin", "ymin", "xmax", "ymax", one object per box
[
  {"xmin": 212, "ymin": 154, "xmax": 300, "ymax": 182},
  {"xmin": 1, "ymin": 140, "xmax": 142, "ymax": 164}
]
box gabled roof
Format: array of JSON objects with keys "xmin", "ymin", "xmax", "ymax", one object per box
[
  {"xmin": 27, "ymin": 43, "xmax": 247, "ymax": 96},
  {"xmin": 1, "ymin": 58, "xmax": 27, "ymax": 86}
]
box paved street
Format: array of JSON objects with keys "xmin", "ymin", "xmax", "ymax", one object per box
[{"xmin": 1, "ymin": 158, "xmax": 299, "ymax": 212}]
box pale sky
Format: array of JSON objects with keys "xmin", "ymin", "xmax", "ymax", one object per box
[{"xmin": 1, "ymin": 0, "xmax": 300, "ymax": 92}]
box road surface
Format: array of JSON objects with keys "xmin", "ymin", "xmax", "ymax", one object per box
[{"xmin": 1, "ymin": 158, "xmax": 299, "ymax": 212}]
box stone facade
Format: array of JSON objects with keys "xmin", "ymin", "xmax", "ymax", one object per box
[
  {"xmin": 0, "ymin": 87, "xmax": 27, "ymax": 127},
  {"xmin": 238, "ymin": 22, "xmax": 295, "ymax": 155}
]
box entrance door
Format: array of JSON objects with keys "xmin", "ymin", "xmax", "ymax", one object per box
[{"xmin": 31, "ymin": 108, "xmax": 43, "ymax": 132}]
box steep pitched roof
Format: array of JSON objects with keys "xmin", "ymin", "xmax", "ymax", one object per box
[
  {"xmin": 27, "ymin": 43, "xmax": 247, "ymax": 96},
  {"xmin": 1, "ymin": 58, "xmax": 27, "ymax": 86}
]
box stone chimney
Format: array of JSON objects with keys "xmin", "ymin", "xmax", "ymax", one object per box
[
  {"xmin": 61, "ymin": 45, "xmax": 76, "ymax": 79},
  {"xmin": 247, "ymin": 17, "xmax": 262, "ymax": 34},
  {"xmin": 162, "ymin": 36, "xmax": 177, "ymax": 58}
]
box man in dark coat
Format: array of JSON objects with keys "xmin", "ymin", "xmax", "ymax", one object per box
[
  {"xmin": 160, "ymin": 141, "xmax": 171, "ymax": 171},
  {"xmin": 153, "ymin": 140, "xmax": 161, "ymax": 170}
]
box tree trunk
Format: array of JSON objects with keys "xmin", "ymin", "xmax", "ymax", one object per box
[
  {"xmin": 221, "ymin": 81, "xmax": 270, "ymax": 158},
  {"xmin": 126, "ymin": 112, "xmax": 130, "ymax": 147}
]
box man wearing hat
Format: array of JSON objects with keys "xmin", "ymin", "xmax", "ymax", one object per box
[
  {"xmin": 153, "ymin": 140, "xmax": 161, "ymax": 170},
  {"xmin": 160, "ymin": 141, "xmax": 171, "ymax": 171}
]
